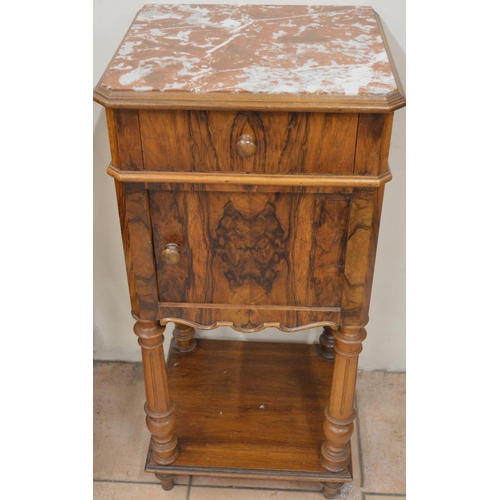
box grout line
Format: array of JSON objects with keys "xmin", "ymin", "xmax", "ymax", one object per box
[
  {"xmin": 93, "ymin": 359, "xmax": 141, "ymax": 365},
  {"xmin": 354, "ymin": 396, "xmax": 365, "ymax": 489},
  {"xmin": 186, "ymin": 475, "xmax": 192, "ymax": 499},
  {"xmin": 189, "ymin": 484, "xmax": 321, "ymax": 493},
  {"xmin": 363, "ymin": 493, "xmax": 406, "ymax": 497},
  {"xmin": 93, "ymin": 478, "xmax": 186, "ymax": 486},
  {"xmin": 357, "ymin": 369, "xmax": 406, "ymax": 375}
]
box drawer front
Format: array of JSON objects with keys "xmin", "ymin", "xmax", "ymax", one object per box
[
  {"xmin": 149, "ymin": 189, "xmax": 350, "ymax": 309},
  {"xmin": 139, "ymin": 110, "xmax": 358, "ymax": 175}
]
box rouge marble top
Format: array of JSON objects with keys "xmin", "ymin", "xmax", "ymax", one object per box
[{"xmin": 95, "ymin": 4, "xmax": 404, "ymax": 110}]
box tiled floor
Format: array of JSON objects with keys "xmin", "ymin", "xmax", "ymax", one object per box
[{"xmin": 94, "ymin": 362, "xmax": 405, "ymax": 500}]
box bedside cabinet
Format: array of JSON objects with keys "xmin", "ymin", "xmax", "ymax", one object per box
[{"xmin": 94, "ymin": 4, "xmax": 405, "ymax": 498}]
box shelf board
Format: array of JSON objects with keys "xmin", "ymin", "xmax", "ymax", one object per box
[{"xmin": 145, "ymin": 338, "xmax": 352, "ymax": 483}]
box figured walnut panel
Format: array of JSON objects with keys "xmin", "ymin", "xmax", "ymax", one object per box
[
  {"xmin": 354, "ymin": 113, "xmax": 394, "ymax": 176},
  {"xmin": 340, "ymin": 189, "xmax": 378, "ymax": 326},
  {"xmin": 113, "ymin": 109, "xmax": 144, "ymax": 171},
  {"xmin": 139, "ymin": 110, "xmax": 358, "ymax": 175},
  {"xmin": 149, "ymin": 190, "xmax": 350, "ymax": 312},
  {"xmin": 119, "ymin": 183, "xmax": 159, "ymax": 320}
]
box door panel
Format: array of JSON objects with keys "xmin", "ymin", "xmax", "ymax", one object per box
[{"xmin": 149, "ymin": 189, "xmax": 350, "ymax": 309}]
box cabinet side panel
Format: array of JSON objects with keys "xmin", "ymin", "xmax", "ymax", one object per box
[
  {"xmin": 364, "ymin": 184, "xmax": 385, "ymax": 315},
  {"xmin": 114, "ymin": 180, "xmax": 140, "ymax": 314},
  {"xmin": 340, "ymin": 188, "xmax": 377, "ymax": 326},
  {"xmin": 139, "ymin": 110, "xmax": 192, "ymax": 171},
  {"xmin": 299, "ymin": 112, "xmax": 358, "ymax": 174},
  {"xmin": 114, "ymin": 109, "xmax": 144, "ymax": 171},
  {"xmin": 119, "ymin": 182, "xmax": 159, "ymax": 320},
  {"xmin": 354, "ymin": 113, "xmax": 394, "ymax": 175},
  {"xmin": 105, "ymin": 108, "xmax": 120, "ymax": 166}
]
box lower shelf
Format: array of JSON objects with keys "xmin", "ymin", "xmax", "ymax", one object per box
[{"xmin": 145, "ymin": 338, "xmax": 352, "ymax": 483}]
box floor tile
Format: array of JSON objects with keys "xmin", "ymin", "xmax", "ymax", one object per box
[
  {"xmin": 355, "ymin": 371, "xmax": 405, "ymax": 494},
  {"xmin": 93, "ymin": 361, "xmax": 188, "ymax": 485},
  {"xmin": 190, "ymin": 486, "xmax": 324, "ymax": 499},
  {"xmin": 190, "ymin": 481, "xmax": 361, "ymax": 500},
  {"xmin": 93, "ymin": 481, "xmax": 188, "ymax": 500}
]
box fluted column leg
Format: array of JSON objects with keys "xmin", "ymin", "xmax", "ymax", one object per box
[
  {"xmin": 321, "ymin": 325, "xmax": 366, "ymax": 496},
  {"xmin": 134, "ymin": 319, "xmax": 179, "ymax": 466}
]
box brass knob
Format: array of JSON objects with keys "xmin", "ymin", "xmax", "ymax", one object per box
[
  {"xmin": 161, "ymin": 243, "xmax": 181, "ymax": 265},
  {"xmin": 236, "ymin": 134, "xmax": 256, "ymax": 158}
]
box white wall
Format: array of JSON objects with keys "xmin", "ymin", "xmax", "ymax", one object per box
[{"xmin": 93, "ymin": 0, "xmax": 406, "ymax": 370}]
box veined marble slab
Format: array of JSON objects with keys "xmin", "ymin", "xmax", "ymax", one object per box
[{"xmin": 100, "ymin": 4, "xmax": 397, "ymax": 96}]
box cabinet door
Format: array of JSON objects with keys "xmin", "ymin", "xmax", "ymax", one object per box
[{"xmin": 150, "ymin": 189, "xmax": 350, "ymax": 312}]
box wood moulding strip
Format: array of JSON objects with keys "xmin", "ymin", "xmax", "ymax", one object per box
[
  {"xmin": 107, "ymin": 164, "xmax": 392, "ymax": 188},
  {"xmin": 94, "ymin": 86, "xmax": 405, "ymax": 113},
  {"xmin": 158, "ymin": 302, "xmax": 340, "ymax": 333},
  {"xmin": 160, "ymin": 317, "xmax": 338, "ymax": 334}
]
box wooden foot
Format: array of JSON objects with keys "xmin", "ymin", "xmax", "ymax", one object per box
[
  {"xmin": 319, "ymin": 326, "xmax": 335, "ymax": 360},
  {"xmin": 173, "ymin": 323, "xmax": 197, "ymax": 353},
  {"xmin": 321, "ymin": 482, "xmax": 344, "ymax": 498},
  {"xmin": 155, "ymin": 473, "xmax": 174, "ymax": 491}
]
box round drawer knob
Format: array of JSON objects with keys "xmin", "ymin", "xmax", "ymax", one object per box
[
  {"xmin": 236, "ymin": 134, "xmax": 256, "ymax": 158},
  {"xmin": 161, "ymin": 243, "xmax": 181, "ymax": 265}
]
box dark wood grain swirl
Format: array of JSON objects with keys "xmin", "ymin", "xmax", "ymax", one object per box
[
  {"xmin": 150, "ymin": 189, "xmax": 350, "ymax": 317},
  {"xmin": 138, "ymin": 110, "xmax": 358, "ymax": 175}
]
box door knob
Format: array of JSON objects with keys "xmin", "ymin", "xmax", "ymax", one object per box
[
  {"xmin": 236, "ymin": 134, "xmax": 256, "ymax": 158},
  {"xmin": 161, "ymin": 243, "xmax": 181, "ymax": 265}
]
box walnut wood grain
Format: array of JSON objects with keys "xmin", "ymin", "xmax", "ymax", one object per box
[
  {"xmin": 120, "ymin": 183, "xmax": 159, "ymax": 320},
  {"xmin": 114, "ymin": 180, "xmax": 140, "ymax": 314},
  {"xmin": 113, "ymin": 109, "xmax": 143, "ymax": 171},
  {"xmin": 139, "ymin": 110, "xmax": 358, "ymax": 175},
  {"xmin": 354, "ymin": 114, "xmax": 394, "ymax": 176},
  {"xmin": 105, "ymin": 108, "xmax": 120, "ymax": 167},
  {"xmin": 149, "ymin": 190, "xmax": 349, "ymax": 314},
  {"xmin": 340, "ymin": 189, "xmax": 378, "ymax": 327}
]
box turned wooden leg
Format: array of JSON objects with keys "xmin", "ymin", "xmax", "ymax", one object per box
[
  {"xmin": 173, "ymin": 323, "xmax": 197, "ymax": 353},
  {"xmin": 155, "ymin": 473, "xmax": 175, "ymax": 491},
  {"xmin": 319, "ymin": 326, "xmax": 335, "ymax": 360},
  {"xmin": 134, "ymin": 319, "xmax": 179, "ymax": 466},
  {"xmin": 321, "ymin": 482, "xmax": 344, "ymax": 498},
  {"xmin": 321, "ymin": 325, "xmax": 366, "ymax": 473}
]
